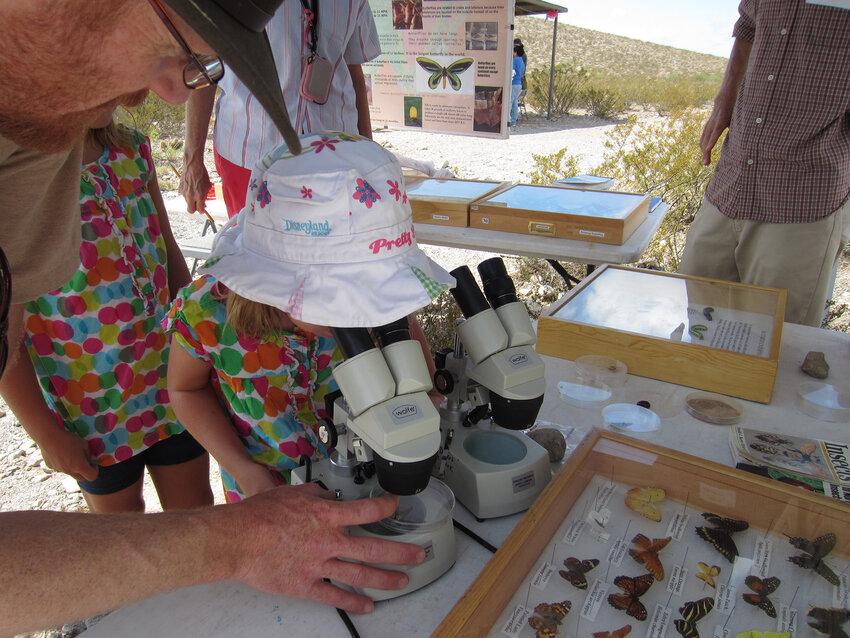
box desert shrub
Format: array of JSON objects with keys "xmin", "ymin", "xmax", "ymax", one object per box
[
  {"xmin": 582, "ymin": 86, "xmax": 626, "ymax": 120},
  {"xmin": 528, "ymin": 147, "xmax": 581, "ymax": 185},
  {"xmin": 593, "ymin": 109, "xmax": 721, "ymax": 271},
  {"xmin": 526, "ymin": 62, "xmax": 589, "ymax": 117},
  {"xmin": 416, "ymin": 293, "xmax": 463, "ymax": 353},
  {"xmin": 586, "ymin": 73, "xmax": 720, "ymax": 114}
]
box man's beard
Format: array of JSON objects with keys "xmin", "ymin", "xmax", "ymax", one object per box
[{"xmin": 0, "ymin": 88, "xmax": 149, "ymax": 153}]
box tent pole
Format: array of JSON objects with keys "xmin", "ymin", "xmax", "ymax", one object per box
[{"xmin": 547, "ymin": 13, "xmax": 558, "ymax": 120}]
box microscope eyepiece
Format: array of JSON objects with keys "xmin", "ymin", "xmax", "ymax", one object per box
[
  {"xmin": 449, "ymin": 266, "xmax": 490, "ymax": 318},
  {"xmin": 331, "ymin": 327, "xmax": 375, "ymax": 359},
  {"xmin": 373, "ymin": 318, "xmax": 411, "ymax": 348},
  {"xmin": 478, "ymin": 257, "xmax": 519, "ymax": 309}
]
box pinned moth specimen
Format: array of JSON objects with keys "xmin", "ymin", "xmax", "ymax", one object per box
[{"xmin": 785, "ymin": 532, "xmax": 839, "ymax": 586}]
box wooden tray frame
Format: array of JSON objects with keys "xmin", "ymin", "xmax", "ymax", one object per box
[
  {"xmin": 536, "ymin": 265, "xmax": 786, "ymax": 403},
  {"xmin": 405, "ymin": 177, "xmax": 510, "ymax": 227},
  {"xmin": 469, "ymin": 184, "xmax": 649, "ymax": 245},
  {"xmin": 433, "ymin": 429, "xmax": 849, "ymax": 637}
]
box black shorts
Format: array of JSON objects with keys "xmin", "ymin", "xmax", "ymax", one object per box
[{"xmin": 77, "ymin": 431, "xmax": 206, "ymax": 496}]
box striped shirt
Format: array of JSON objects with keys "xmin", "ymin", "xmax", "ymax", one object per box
[
  {"xmin": 706, "ymin": 0, "xmax": 850, "ymax": 223},
  {"xmin": 214, "ymin": 0, "xmax": 380, "ymax": 169}
]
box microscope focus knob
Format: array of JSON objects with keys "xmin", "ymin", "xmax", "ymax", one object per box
[
  {"xmin": 318, "ymin": 419, "xmax": 338, "ymax": 449},
  {"xmin": 433, "ymin": 369, "xmax": 454, "ymax": 395}
]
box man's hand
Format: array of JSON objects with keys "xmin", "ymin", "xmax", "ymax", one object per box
[
  {"xmin": 700, "ymin": 106, "xmax": 732, "ymax": 166},
  {"xmin": 218, "ymin": 484, "xmax": 426, "ymax": 613},
  {"xmin": 38, "ymin": 429, "xmax": 98, "ymax": 482},
  {"xmin": 179, "ymin": 154, "xmax": 212, "ymax": 215}
]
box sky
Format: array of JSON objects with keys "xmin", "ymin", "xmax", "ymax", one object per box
[{"xmin": 547, "ymin": 0, "xmax": 741, "ymax": 58}]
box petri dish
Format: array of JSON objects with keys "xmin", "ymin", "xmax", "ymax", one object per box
[
  {"xmin": 602, "ymin": 403, "xmax": 660, "ymax": 433},
  {"xmin": 685, "ymin": 392, "xmax": 743, "ymax": 425},
  {"xmin": 796, "ymin": 382, "xmax": 850, "ymax": 423},
  {"xmin": 620, "ymin": 388, "xmax": 682, "ymax": 419},
  {"xmin": 558, "ymin": 376, "xmax": 612, "ymax": 408},
  {"xmin": 367, "ymin": 478, "xmax": 455, "ymax": 535},
  {"xmin": 575, "ymin": 355, "xmax": 628, "ymax": 387}
]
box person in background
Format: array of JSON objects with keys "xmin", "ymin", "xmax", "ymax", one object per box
[
  {"xmin": 0, "ymin": 110, "xmax": 214, "ymax": 514},
  {"xmin": 510, "ymin": 42, "xmax": 526, "ymax": 128},
  {"xmin": 0, "ymin": 1, "xmax": 427, "ymax": 633},
  {"xmin": 166, "ymin": 132, "xmax": 454, "ymax": 502},
  {"xmin": 678, "ymin": 0, "xmax": 850, "ymax": 327},
  {"xmin": 513, "ymin": 36, "xmax": 528, "ymax": 93},
  {"xmin": 179, "ymin": 0, "xmax": 380, "ymax": 218}
]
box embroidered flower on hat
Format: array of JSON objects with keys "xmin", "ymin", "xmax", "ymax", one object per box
[
  {"xmin": 309, "ymin": 135, "xmax": 340, "ymax": 153},
  {"xmin": 387, "ymin": 179, "xmax": 403, "ymax": 202},
  {"xmin": 257, "ymin": 181, "xmax": 271, "ymax": 208},
  {"xmin": 353, "ymin": 178, "xmax": 380, "ymax": 209},
  {"xmin": 301, "ymin": 186, "xmax": 312, "ymax": 199}
]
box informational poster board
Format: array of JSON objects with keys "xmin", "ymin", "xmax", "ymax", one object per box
[{"xmin": 364, "ymin": 0, "xmax": 513, "ymax": 138}]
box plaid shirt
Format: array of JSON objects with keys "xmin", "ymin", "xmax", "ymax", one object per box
[{"xmin": 706, "ymin": 0, "xmax": 850, "ymax": 223}]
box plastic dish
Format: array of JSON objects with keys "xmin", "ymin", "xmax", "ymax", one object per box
[
  {"xmin": 558, "ymin": 377, "xmax": 613, "ymax": 408},
  {"xmin": 369, "ymin": 478, "xmax": 455, "ymax": 534},
  {"xmin": 602, "ymin": 403, "xmax": 660, "ymax": 433},
  {"xmin": 685, "ymin": 392, "xmax": 744, "ymax": 426},
  {"xmin": 796, "ymin": 382, "xmax": 850, "ymax": 423},
  {"xmin": 574, "ymin": 355, "xmax": 628, "ymax": 388}
]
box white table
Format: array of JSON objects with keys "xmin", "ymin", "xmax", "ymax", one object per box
[
  {"xmin": 82, "ymin": 322, "xmax": 849, "ymax": 637},
  {"xmin": 173, "ymin": 203, "xmax": 669, "ymax": 270}
]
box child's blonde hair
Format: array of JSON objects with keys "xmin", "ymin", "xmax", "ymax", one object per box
[
  {"xmin": 221, "ymin": 289, "xmax": 295, "ymax": 339},
  {"xmin": 88, "ymin": 120, "xmax": 132, "ymax": 151}
]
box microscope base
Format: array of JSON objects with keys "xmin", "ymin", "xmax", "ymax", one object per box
[
  {"xmin": 291, "ymin": 459, "xmax": 457, "ymax": 601},
  {"xmin": 437, "ymin": 424, "xmax": 551, "ymax": 519}
]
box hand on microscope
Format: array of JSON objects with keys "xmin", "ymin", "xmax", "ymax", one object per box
[{"xmin": 226, "ymin": 482, "xmax": 425, "ymax": 613}]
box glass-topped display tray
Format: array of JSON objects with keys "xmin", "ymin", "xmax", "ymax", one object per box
[
  {"xmin": 469, "ymin": 185, "xmax": 650, "ymax": 245},
  {"xmin": 404, "ymin": 176, "xmax": 508, "ymax": 227},
  {"xmin": 537, "ymin": 266, "xmax": 786, "ymax": 403},
  {"xmin": 435, "ymin": 430, "xmax": 850, "ymax": 638}
]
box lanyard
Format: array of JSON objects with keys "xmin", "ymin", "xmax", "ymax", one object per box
[{"xmin": 300, "ymin": 0, "xmax": 319, "ymax": 57}]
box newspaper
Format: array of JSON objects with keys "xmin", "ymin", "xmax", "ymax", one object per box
[{"xmin": 730, "ymin": 426, "xmax": 850, "ymax": 504}]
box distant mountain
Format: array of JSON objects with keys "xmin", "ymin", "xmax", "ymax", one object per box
[{"xmin": 514, "ymin": 16, "xmax": 728, "ymax": 79}]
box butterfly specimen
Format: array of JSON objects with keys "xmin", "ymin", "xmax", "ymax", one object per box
[
  {"xmin": 695, "ymin": 512, "xmax": 749, "ymax": 563},
  {"xmin": 628, "ymin": 534, "xmax": 671, "ymax": 581},
  {"xmin": 806, "ymin": 607, "xmax": 850, "ymax": 638},
  {"xmin": 528, "ymin": 600, "xmax": 571, "ymax": 638},
  {"xmin": 673, "ymin": 597, "xmax": 715, "ymax": 638},
  {"xmin": 785, "ymin": 532, "xmax": 839, "ymax": 586},
  {"xmin": 624, "ymin": 487, "xmax": 666, "ymax": 522},
  {"xmin": 695, "ymin": 562, "xmax": 721, "ymax": 588},
  {"xmin": 742, "ymin": 575, "xmax": 780, "ymax": 618},
  {"xmin": 608, "ymin": 573, "xmax": 655, "ymax": 621},
  {"xmin": 592, "ymin": 625, "xmax": 632, "ymax": 638},
  {"xmin": 415, "ymin": 57, "xmax": 474, "ymax": 91},
  {"xmin": 559, "ymin": 557, "xmax": 599, "ymax": 590}
]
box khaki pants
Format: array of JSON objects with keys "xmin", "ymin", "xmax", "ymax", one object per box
[{"xmin": 678, "ymin": 197, "xmax": 850, "ymax": 327}]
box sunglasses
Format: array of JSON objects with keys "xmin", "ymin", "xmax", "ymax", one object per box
[
  {"xmin": 147, "ymin": 0, "xmax": 224, "ymax": 89},
  {"xmin": 0, "ymin": 246, "xmax": 10, "ymax": 379}
]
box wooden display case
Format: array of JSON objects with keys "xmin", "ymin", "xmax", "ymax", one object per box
[
  {"xmin": 469, "ymin": 185, "xmax": 649, "ymax": 245},
  {"xmin": 435, "ymin": 429, "xmax": 849, "ymax": 638},
  {"xmin": 405, "ymin": 177, "xmax": 508, "ymax": 227},
  {"xmin": 536, "ymin": 265, "xmax": 786, "ymax": 403}
]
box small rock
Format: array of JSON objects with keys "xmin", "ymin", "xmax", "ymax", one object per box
[
  {"xmin": 61, "ymin": 476, "xmax": 82, "ymax": 494},
  {"xmin": 801, "ymin": 351, "xmax": 829, "ymax": 379},
  {"xmin": 527, "ymin": 428, "xmax": 567, "ymax": 463},
  {"xmin": 36, "ymin": 474, "xmax": 50, "ymax": 483},
  {"xmin": 19, "ymin": 440, "xmax": 35, "ymax": 453}
]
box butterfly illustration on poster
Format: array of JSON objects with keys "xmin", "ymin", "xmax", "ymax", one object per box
[{"xmin": 414, "ymin": 55, "xmax": 475, "ymax": 95}]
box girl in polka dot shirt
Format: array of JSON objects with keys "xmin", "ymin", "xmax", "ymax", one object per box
[{"xmin": 0, "ymin": 113, "xmax": 214, "ymax": 513}]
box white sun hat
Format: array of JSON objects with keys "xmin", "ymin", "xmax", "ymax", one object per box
[{"xmin": 202, "ymin": 132, "xmax": 455, "ymax": 328}]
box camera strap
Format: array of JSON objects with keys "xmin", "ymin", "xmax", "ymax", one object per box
[{"xmin": 300, "ymin": 0, "xmax": 319, "ymax": 58}]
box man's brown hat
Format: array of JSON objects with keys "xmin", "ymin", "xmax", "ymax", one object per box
[{"xmin": 163, "ymin": 0, "xmax": 301, "ymax": 154}]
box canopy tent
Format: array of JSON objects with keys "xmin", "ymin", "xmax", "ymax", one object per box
[{"xmin": 514, "ymin": 0, "xmax": 568, "ymax": 119}]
